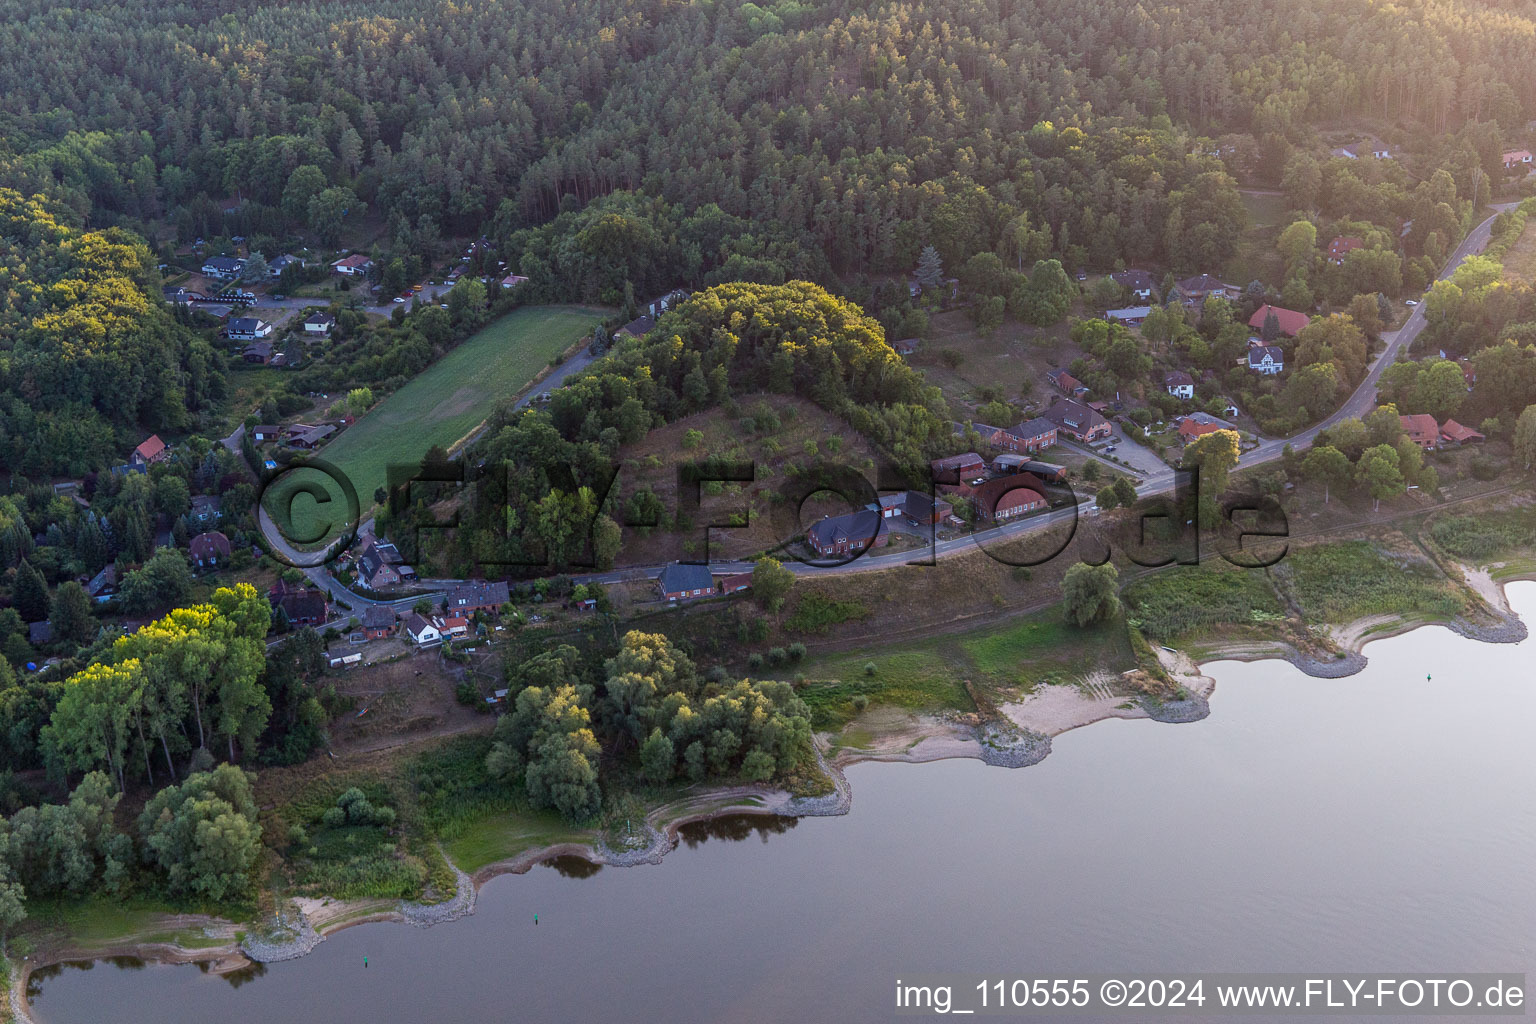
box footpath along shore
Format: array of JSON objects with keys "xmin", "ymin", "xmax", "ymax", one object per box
[{"xmin": 11, "ymin": 567, "xmax": 1535, "ymax": 1022}]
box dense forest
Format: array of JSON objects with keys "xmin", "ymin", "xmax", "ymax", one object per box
[
  {"xmin": 1, "ymin": 0, "xmax": 1530, "ymax": 298},
  {"xmin": 0, "ymin": 189, "xmax": 226, "ymax": 474}
]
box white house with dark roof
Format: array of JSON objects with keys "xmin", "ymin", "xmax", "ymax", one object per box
[
  {"xmin": 1163, "ymin": 370, "xmax": 1195, "ymax": 399},
  {"xmin": 1247, "ymin": 346, "xmax": 1284, "ymax": 375}
]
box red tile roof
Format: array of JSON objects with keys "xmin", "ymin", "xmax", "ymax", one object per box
[
  {"xmin": 1399, "ymin": 413, "xmax": 1439, "ymax": 446},
  {"xmin": 1327, "ymin": 236, "xmax": 1364, "ymax": 259},
  {"xmin": 1439, "ymin": 419, "xmax": 1484, "ymax": 444},
  {"xmin": 1178, "ymin": 419, "xmax": 1222, "ymax": 441},
  {"xmin": 1247, "ymin": 304, "xmax": 1310, "ymax": 337},
  {"xmin": 134, "ymin": 434, "xmax": 167, "ymax": 461}
]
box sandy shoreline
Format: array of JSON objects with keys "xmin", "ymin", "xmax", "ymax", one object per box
[{"xmin": 13, "ymin": 569, "xmax": 1534, "ymax": 1020}]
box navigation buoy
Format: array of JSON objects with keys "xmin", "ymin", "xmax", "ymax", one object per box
[
  {"xmin": 534, "ymin": 913, "xmax": 538, "ymax": 926},
  {"xmin": 364, "ymin": 956, "xmax": 368, "ymax": 968}
]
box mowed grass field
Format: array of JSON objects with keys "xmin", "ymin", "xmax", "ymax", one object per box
[{"xmin": 323, "ymin": 304, "xmax": 605, "ymax": 499}]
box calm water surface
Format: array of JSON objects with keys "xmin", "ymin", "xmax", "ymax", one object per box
[{"xmin": 31, "ymin": 584, "xmax": 1536, "ymax": 1023}]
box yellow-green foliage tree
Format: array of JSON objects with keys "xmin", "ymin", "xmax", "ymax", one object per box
[{"xmin": 44, "ymin": 585, "xmax": 271, "ymax": 787}]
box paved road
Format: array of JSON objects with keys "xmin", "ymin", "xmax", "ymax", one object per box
[{"xmin": 307, "ymin": 206, "xmax": 1515, "ymax": 598}]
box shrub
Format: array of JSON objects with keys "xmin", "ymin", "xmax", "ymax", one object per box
[
  {"xmin": 851, "ymin": 694, "xmax": 870, "ymax": 711},
  {"xmin": 747, "ymin": 652, "xmax": 765, "ymax": 670},
  {"xmin": 863, "ymin": 661, "xmax": 877, "ymax": 676},
  {"xmin": 787, "ymin": 642, "xmax": 806, "ymax": 661},
  {"xmin": 766, "ymin": 646, "xmax": 787, "ymax": 666}
]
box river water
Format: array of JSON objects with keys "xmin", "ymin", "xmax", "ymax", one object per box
[{"xmin": 30, "ymin": 585, "xmax": 1536, "ymax": 1023}]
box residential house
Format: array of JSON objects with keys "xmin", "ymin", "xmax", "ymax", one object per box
[
  {"xmin": 269, "ymin": 580, "xmax": 329, "ymax": 627},
  {"xmin": 288, "ymin": 424, "xmax": 336, "ymax": 449},
  {"xmin": 1172, "ymin": 274, "xmax": 1238, "ymax": 306},
  {"xmin": 1178, "ymin": 418, "xmax": 1222, "ymax": 442},
  {"xmin": 202, "ymin": 256, "xmax": 245, "ymax": 280},
  {"xmin": 903, "ymin": 490, "xmax": 953, "ymax": 526},
  {"xmin": 1440, "ymin": 419, "xmax": 1485, "ymax": 446},
  {"xmin": 356, "ymin": 540, "xmax": 401, "ymax": 589},
  {"xmin": 360, "ymin": 605, "xmax": 397, "ymax": 639},
  {"xmin": 1218, "ymin": 398, "xmax": 1241, "ymax": 419},
  {"xmin": 304, "ymin": 312, "xmax": 336, "ymax": 335},
  {"xmin": 930, "ymin": 452, "xmax": 986, "ymax": 485},
  {"xmin": 500, "ymin": 274, "xmax": 530, "ymax": 289},
  {"xmin": 86, "ymin": 564, "xmax": 118, "ymax": 604},
  {"xmin": 616, "ymin": 315, "xmax": 656, "ymax": 340},
  {"xmin": 332, "ymin": 254, "xmax": 374, "ymax": 276},
  {"xmin": 987, "ymin": 416, "xmax": 1058, "ymax": 454},
  {"xmin": 242, "ymin": 341, "xmax": 275, "ymax": 364},
  {"xmin": 28, "ymin": 620, "xmax": 51, "ymax": 646},
  {"xmin": 972, "ymin": 477, "xmax": 1047, "ymax": 521},
  {"xmin": 227, "ymin": 317, "xmax": 274, "ymax": 341},
  {"xmin": 1041, "ymin": 398, "xmax": 1112, "ymax": 442},
  {"xmin": 189, "ymin": 495, "xmax": 221, "ymax": 524},
  {"xmin": 1110, "ymin": 269, "xmax": 1157, "ymax": 300},
  {"xmin": 1163, "ymin": 370, "xmax": 1195, "ymax": 400},
  {"xmin": 657, "ymin": 562, "xmax": 715, "ymax": 601},
  {"xmin": 1247, "ymin": 346, "xmax": 1285, "ymax": 375},
  {"xmin": 438, "ymin": 615, "xmax": 470, "ymax": 638},
  {"xmin": 805, "ymin": 510, "xmax": 887, "ymax": 558},
  {"xmin": 251, "ymin": 424, "xmax": 281, "ymax": 443},
  {"xmin": 1327, "ymin": 237, "xmax": 1364, "ymax": 264},
  {"xmin": 1046, "ymin": 368, "xmax": 1088, "ymax": 396},
  {"xmin": 1106, "ymin": 306, "xmax": 1153, "ymax": 325},
  {"xmin": 891, "ymin": 338, "xmax": 919, "ymax": 356},
  {"xmin": 445, "ymin": 580, "xmax": 510, "ymax": 615},
  {"xmin": 717, "ymin": 572, "xmax": 753, "ymax": 595},
  {"xmin": 163, "ymin": 286, "xmax": 206, "ymax": 305},
  {"xmin": 268, "ymin": 254, "xmax": 301, "ymax": 279},
  {"xmin": 131, "ymin": 435, "xmax": 170, "ymax": 469},
  {"xmin": 1248, "ymin": 304, "xmax": 1310, "ymax": 337},
  {"xmin": 645, "ymin": 289, "xmax": 690, "ymax": 318},
  {"xmin": 1458, "ymin": 359, "xmax": 1477, "ymax": 388},
  {"xmin": 403, "ymin": 613, "xmax": 442, "ymax": 646},
  {"xmin": 1503, "ymin": 150, "xmax": 1534, "ymax": 170},
  {"xmin": 1400, "ymin": 413, "xmax": 1440, "ymax": 450},
  {"xmin": 1331, "ymin": 146, "xmax": 1359, "ymax": 160},
  {"xmin": 189, "ymin": 531, "xmax": 232, "ymax": 567}
]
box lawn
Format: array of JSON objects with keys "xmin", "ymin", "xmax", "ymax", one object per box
[{"xmin": 320, "ymin": 304, "xmax": 607, "ymax": 503}]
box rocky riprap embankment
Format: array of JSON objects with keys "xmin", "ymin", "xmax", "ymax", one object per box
[
  {"xmin": 976, "ymin": 721, "xmax": 1052, "ymax": 768},
  {"xmin": 1143, "ymin": 693, "xmax": 1211, "ymax": 723}
]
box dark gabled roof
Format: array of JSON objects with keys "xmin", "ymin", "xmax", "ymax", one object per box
[
  {"xmin": 87, "ymin": 563, "xmax": 117, "ymax": 595},
  {"xmin": 304, "ymin": 311, "xmax": 336, "ymax": 326},
  {"xmin": 28, "ymin": 620, "xmax": 51, "ymax": 645},
  {"xmin": 1041, "ymin": 398, "xmax": 1109, "ymax": 433},
  {"xmin": 203, "ymin": 256, "xmax": 244, "ymax": 272},
  {"xmin": 446, "ymin": 579, "xmax": 510, "ymax": 608},
  {"xmin": 1163, "ymin": 370, "xmax": 1195, "ymax": 387},
  {"xmin": 1111, "ymin": 268, "xmax": 1158, "ymax": 291},
  {"xmin": 931, "ymin": 452, "xmax": 984, "ymax": 471},
  {"xmin": 806, "ymin": 509, "xmax": 882, "ymax": 551},
  {"xmin": 362, "ymin": 605, "xmax": 397, "ymax": 628},
  {"xmin": 1247, "ymin": 346, "xmax": 1284, "ymax": 366},
  {"xmin": 1007, "ymin": 416, "xmax": 1058, "ymax": 440},
  {"xmin": 657, "ymin": 562, "xmax": 714, "ymax": 593},
  {"xmin": 189, "ymin": 531, "xmax": 231, "ymax": 559},
  {"xmin": 1176, "ymin": 273, "xmax": 1232, "ymax": 294},
  {"xmin": 903, "ymin": 490, "xmax": 952, "ymax": 521},
  {"xmin": 617, "ymin": 315, "xmax": 656, "ymax": 338},
  {"xmin": 229, "ymin": 316, "xmax": 268, "ymax": 332},
  {"xmin": 403, "ymin": 612, "xmax": 436, "ymax": 636}
]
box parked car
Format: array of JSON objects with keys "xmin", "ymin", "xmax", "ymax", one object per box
[
  {"xmin": 392, "ymin": 295, "xmax": 406, "ymax": 303},
  {"xmin": 1405, "ymin": 299, "xmax": 1419, "ymax": 306}
]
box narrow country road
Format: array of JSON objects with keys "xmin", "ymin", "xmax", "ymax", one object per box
[{"xmin": 305, "ymin": 205, "xmax": 1516, "ymax": 598}]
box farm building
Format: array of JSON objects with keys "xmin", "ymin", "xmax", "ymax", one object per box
[{"xmin": 931, "ymin": 452, "xmax": 985, "ymax": 485}]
